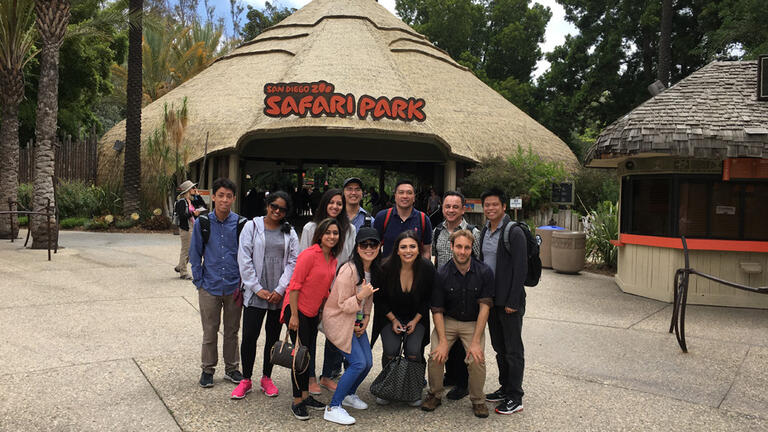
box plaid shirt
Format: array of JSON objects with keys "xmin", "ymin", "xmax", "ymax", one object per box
[{"xmin": 433, "ymin": 218, "xmax": 481, "ymax": 269}]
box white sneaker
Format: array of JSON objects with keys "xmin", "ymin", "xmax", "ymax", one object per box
[
  {"xmin": 375, "ymin": 397, "xmax": 390, "ymax": 405},
  {"xmin": 324, "ymin": 406, "xmax": 356, "ymax": 425},
  {"xmin": 342, "ymin": 394, "xmax": 369, "ymax": 410},
  {"xmin": 409, "ymin": 398, "xmax": 423, "ymax": 407}
]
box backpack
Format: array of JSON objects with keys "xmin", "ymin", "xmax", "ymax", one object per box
[
  {"xmin": 432, "ymin": 222, "xmax": 477, "ymax": 268},
  {"xmin": 382, "ymin": 207, "xmax": 426, "ymax": 242},
  {"xmin": 197, "ymin": 214, "xmax": 248, "ymax": 254},
  {"xmin": 481, "ymin": 220, "xmax": 542, "ymax": 287}
]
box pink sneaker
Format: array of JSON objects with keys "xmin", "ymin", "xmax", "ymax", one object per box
[
  {"xmin": 230, "ymin": 379, "xmax": 252, "ymax": 399},
  {"xmin": 260, "ymin": 376, "xmax": 279, "ymax": 397}
]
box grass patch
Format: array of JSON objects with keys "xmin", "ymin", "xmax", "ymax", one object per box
[{"xmin": 60, "ymin": 217, "xmax": 89, "ymax": 229}]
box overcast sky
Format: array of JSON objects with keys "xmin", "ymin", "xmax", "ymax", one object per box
[{"xmin": 211, "ymin": 0, "xmax": 577, "ymax": 78}]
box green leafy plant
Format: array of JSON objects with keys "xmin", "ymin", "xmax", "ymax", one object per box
[
  {"xmin": 574, "ymin": 168, "xmax": 619, "ymax": 215},
  {"xmin": 55, "ymin": 181, "xmax": 122, "ymax": 219},
  {"xmin": 115, "ymin": 218, "xmax": 137, "ymax": 229},
  {"xmin": 18, "ymin": 216, "xmax": 29, "ymax": 227},
  {"xmin": 460, "ymin": 147, "xmax": 568, "ymax": 217},
  {"xmin": 583, "ymin": 200, "xmax": 619, "ymax": 269},
  {"xmin": 60, "ymin": 217, "xmax": 89, "ymax": 229},
  {"xmin": 17, "ymin": 183, "xmax": 33, "ymax": 210}
]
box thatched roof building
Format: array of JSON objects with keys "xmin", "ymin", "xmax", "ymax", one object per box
[
  {"xmin": 587, "ymin": 61, "xmax": 768, "ymax": 166},
  {"xmin": 98, "ymin": 0, "xmax": 577, "ymax": 195}
]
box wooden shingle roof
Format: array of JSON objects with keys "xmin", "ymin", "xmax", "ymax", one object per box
[{"xmin": 587, "ymin": 61, "xmax": 768, "ymax": 166}]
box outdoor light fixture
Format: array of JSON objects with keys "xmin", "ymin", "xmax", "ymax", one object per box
[
  {"xmin": 647, "ymin": 80, "xmax": 667, "ymax": 97},
  {"xmin": 113, "ymin": 140, "xmax": 125, "ymax": 152}
]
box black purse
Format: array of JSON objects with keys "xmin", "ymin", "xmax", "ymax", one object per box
[
  {"xmin": 369, "ymin": 333, "xmax": 425, "ymax": 402},
  {"xmin": 270, "ymin": 329, "xmax": 310, "ymax": 386}
]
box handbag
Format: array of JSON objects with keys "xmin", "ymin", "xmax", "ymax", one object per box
[
  {"xmin": 369, "ymin": 333, "xmax": 425, "ymax": 402},
  {"xmin": 270, "ymin": 328, "xmax": 310, "ymax": 386}
]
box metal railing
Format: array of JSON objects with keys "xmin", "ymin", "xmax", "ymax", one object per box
[
  {"xmin": 670, "ymin": 236, "xmax": 768, "ymax": 352},
  {"xmin": 1, "ymin": 198, "xmax": 57, "ymax": 261}
]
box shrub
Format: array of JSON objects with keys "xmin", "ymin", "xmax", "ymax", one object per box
[
  {"xmin": 17, "ymin": 183, "xmax": 33, "ymax": 210},
  {"xmin": 460, "ymin": 147, "xmax": 568, "ymax": 216},
  {"xmin": 84, "ymin": 216, "xmax": 110, "ymax": 231},
  {"xmin": 60, "ymin": 217, "xmax": 89, "ymax": 229},
  {"xmin": 141, "ymin": 214, "xmax": 171, "ymax": 231},
  {"xmin": 18, "ymin": 216, "xmax": 28, "ymax": 227},
  {"xmin": 573, "ymin": 168, "xmax": 619, "ymax": 215},
  {"xmin": 584, "ymin": 200, "xmax": 619, "ymax": 269},
  {"xmin": 56, "ymin": 181, "xmax": 122, "ymax": 219},
  {"xmin": 115, "ymin": 218, "xmax": 137, "ymax": 229}
]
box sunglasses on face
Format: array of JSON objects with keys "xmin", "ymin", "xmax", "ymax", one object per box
[
  {"xmin": 358, "ymin": 240, "xmax": 380, "ymax": 250},
  {"xmin": 269, "ymin": 203, "xmax": 288, "ymax": 213}
]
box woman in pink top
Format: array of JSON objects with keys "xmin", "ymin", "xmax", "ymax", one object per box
[
  {"xmin": 281, "ymin": 218, "xmax": 341, "ymax": 420},
  {"xmin": 321, "ymin": 227, "xmax": 381, "ymax": 425}
]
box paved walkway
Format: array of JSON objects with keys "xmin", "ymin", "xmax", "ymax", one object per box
[{"xmin": 1, "ymin": 231, "xmax": 766, "ymax": 431}]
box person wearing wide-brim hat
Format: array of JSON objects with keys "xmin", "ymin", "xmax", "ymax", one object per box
[{"xmin": 174, "ymin": 180, "xmax": 207, "ymax": 279}]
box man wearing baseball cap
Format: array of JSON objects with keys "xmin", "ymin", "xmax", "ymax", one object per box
[{"xmin": 343, "ymin": 177, "xmax": 371, "ymax": 231}]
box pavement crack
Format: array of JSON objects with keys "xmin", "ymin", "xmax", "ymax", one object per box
[
  {"xmin": 717, "ymin": 346, "xmax": 750, "ymax": 409},
  {"xmin": 626, "ymin": 304, "xmax": 671, "ymax": 329},
  {"xmin": 132, "ymin": 358, "xmax": 184, "ymax": 432},
  {"xmin": 182, "ymin": 295, "xmax": 199, "ymax": 313}
]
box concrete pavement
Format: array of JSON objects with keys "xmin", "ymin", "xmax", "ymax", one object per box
[{"xmin": 1, "ymin": 230, "xmax": 766, "ymax": 431}]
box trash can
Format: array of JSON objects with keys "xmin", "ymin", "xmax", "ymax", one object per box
[
  {"xmin": 536, "ymin": 225, "xmax": 565, "ymax": 269},
  {"xmin": 551, "ymin": 231, "xmax": 586, "ymax": 274}
]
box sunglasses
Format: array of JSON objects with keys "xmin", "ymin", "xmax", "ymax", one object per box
[
  {"xmin": 358, "ymin": 240, "xmax": 380, "ymax": 250},
  {"xmin": 269, "ymin": 203, "xmax": 288, "ymax": 213}
]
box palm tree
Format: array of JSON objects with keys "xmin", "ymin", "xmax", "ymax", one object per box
[
  {"xmin": 123, "ymin": 0, "xmax": 143, "ymax": 217},
  {"xmin": 30, "ymin": 0, "xmax": 70, "ymax": 249},
  {"xmin": 0, "ymin": 0, "xmax": 36, "ymax": 239}
]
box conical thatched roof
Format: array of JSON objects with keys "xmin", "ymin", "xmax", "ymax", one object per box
[
  {"xmin": 98, "ymin": 0, "xmax": 577, "ymax": 183},
  {"xmin": 587, "ymin": 61, "xmax": 768, "ymax": 167}
]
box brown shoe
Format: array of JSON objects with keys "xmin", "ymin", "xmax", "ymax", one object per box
[
  {"xmin": 473, "ymin": 403, "xmax": 489, "ymax": 418},
  {"xmin": 421, "ymin": 393, "xmax": 441, "ymax": 412}
]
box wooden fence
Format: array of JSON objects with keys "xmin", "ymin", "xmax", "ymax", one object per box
[
  {"xmin": 531, "ymin": 208, "xmax": 584, "ymax": 231},
  {"xmin": 19, "ymin": 127, "xmax": 99, "ymax": 184}
]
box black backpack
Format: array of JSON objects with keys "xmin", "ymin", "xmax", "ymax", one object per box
[
  {"xmin": 481, "ymin": 220, "xmax": 542, "ymax": 287},
  {"xmin": 197, "ymin": 214, "xmax": 248, "ymax": 254}
]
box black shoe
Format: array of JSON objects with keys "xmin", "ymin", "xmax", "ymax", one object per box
[
  {"xmin": 225, "ymin": 370, "xmax": 244, "ymax": 384},
  {"xmin": 291, "ymin": 402, "xmax": 309, "ymax": 420},
  {"xmin": 199, "ymin": 372, "xmax": 214, "ymax": 388},
  {"xmin": 303, "ymin": 395, "xmax": 326, "ymax": 411},
  {"xmin": 485, "ymin": 387, "xmax": 505, "ymax": 402},
  {"xmin": 446, "ymin": 386, "xmax": 468, "ymax": 401},
  {"xmin": 495, "ymin": 399, "xmax": 523, "ymax": 415}
]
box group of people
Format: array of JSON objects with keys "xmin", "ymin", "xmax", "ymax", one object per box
[{"xmin": 181, "ymin": 176, "xmax": 528, "ymax": 425}]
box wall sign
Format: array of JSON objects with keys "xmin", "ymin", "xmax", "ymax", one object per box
[
  {"xmin": 263, "ymin": 80, "xmax": 426, "ymax": 122},
  {"xmin": 552, "ymin": 182, "xmax": 574, "ymax": 205}
]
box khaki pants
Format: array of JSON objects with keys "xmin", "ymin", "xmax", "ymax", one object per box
[
  {"xmin": 198, "ymin": 288, "xmax": 241, "ymax": 374},
  {"xmin": 177, "ymin": 228, "xmax": 191, "ymax": 276},
  {"xmin": 427, "ymin": 317, "xmax": 486, "ymax": 403}
]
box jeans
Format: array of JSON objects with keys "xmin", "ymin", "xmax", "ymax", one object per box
[
  {"xmin": 240, "ymin": 306, "xmax": 281, "ymax": 379},
  {"xmin": 380, "ymin": 321, "xmax": 425, "ymax": 367},
  {"xmin": 330, "ymin": 332, "xmax": 373, "ymax": 407},
  {"xmin": 488, "ymin": 305, "xmax": 525, "ymax": 402},
  {"xmin": 313, "ymin": 339, "xmax": 344, "ymax": 379},
  {"xmin": 282, "ymin": 307, "xmax": 318, "ymax": 398}
]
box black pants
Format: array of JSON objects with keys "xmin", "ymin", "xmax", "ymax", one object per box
[
  {"xmin": 488, "ymin": 305, "xmax": 525, "ymax": 402},
  {"xmin": 283, "ymin": 307, "xmax": 319, "ymax": 398},
  {"xmin": 241, "ymin": 306, "xmax": 282, "ymax": 379},
  {"xmin": 380, "ymin": 322, "xmax": 425, "ymax": 367},
  {"xmin": 445, "ymin": 341, "xmax": 469, "ymax": 388}
]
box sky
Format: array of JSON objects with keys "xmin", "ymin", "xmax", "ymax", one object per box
[{"xmin": 208, "ymin": 0, "xmax": 577, "ymax": 78}]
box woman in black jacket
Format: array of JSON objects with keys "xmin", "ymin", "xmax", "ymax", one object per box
[
  {"xmin": 371, "ymin": 230, "xmax": 435, "ymax": 405},
  {"xmin": 174, "ymin": 181, "xmax": 206, "ymax": 279}
]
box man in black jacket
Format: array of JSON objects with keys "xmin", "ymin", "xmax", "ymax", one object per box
[{"xmin": 479, "ymin": 188, "xmax": 527, "ymax": 415}]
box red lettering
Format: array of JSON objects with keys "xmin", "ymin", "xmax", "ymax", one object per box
[
  {"xmin": 357, "ymin": 96, "xmax": 375, "ymax": 119},
  {"xmin": 298, "ymin": 96, "xmax": 313, "ymax": 115},
  {"xmin": 330, "ymin": 94, "xmax": 347, "ymax": 115},
  {"xmin": 265, "ymin": 96, "xmax": 281, "ymax": 116},
  {"xmin": 346, "ymin": 94, "xmax": 355, "ymax": 116},
  {"xmin": 407, "ymin": 98, "xmax": 426, "ymax": 121},
  {"xmin": 373, "ymin": 98, "xmax": 392, "ymax": 119},
  {"xmin": 312, "ymin": 95, "xmax": 330, "ymax": 116},
  {"xmin": 281, "ymin": 96, "xmax": 298, "ymax": 116},
  {"xmin": 391, "ymin": 98, "xmax": 408, "ymax": 120}
]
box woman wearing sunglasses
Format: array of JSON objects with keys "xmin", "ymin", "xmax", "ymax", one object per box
[
  {"xmin": 298, "ymin": 188, "xmax": 356, "ymax": 393},
  {"xmin": 320, "ymin": 227, "xmax": 382, "ymax": 425},
  {"xmin": 232, "ymin": 191, "xmax": 299, "ymax": 400},
  {"xmin": 282, "ymin": 217, "xmax": 342, "ymax": 420}
]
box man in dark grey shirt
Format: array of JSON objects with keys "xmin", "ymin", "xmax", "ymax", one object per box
[{"xmin": 479, "ymin": 188, "xmax": 527, "ymax": 416}]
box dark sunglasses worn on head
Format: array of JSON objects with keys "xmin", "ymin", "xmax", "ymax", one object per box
[
  {"xmin": 358, "ymin": 240, "xmax": 380, "ymax": 250},
  {"xmin": 269, "ymin": 203, "xmax": 288, "ymax": 213}
]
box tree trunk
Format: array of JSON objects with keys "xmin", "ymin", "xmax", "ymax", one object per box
[
  {"xmin": 0, "ymin": 103, "xmax": 21, "ymax": 239},
  {"xmin": 657, "ymin": 0, "xmax": 673, "ymax": 87},
  {"xmin": 123, "ymin": 0, "xmax": 143, "ymax": 217},
  {"xmin": 31, "ymin": 0, "xmax": 69, "ymax": 249}
]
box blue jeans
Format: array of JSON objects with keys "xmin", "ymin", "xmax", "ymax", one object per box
[{"xmin": 330, "ymin": 332, "xmax": 373, "ymax": 407}]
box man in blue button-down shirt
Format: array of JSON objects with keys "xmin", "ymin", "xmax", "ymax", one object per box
[{"xmin": 189, "ymin": 178, "xmax": 244, "ymax": 388}]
